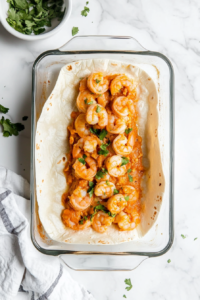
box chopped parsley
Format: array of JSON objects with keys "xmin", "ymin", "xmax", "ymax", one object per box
[
  {"xmin": 167, "ymin": 259, "xmax": 171, "ymax": 263},
  {"xmin": 125, "ymin": 128, "xmax": 133, "ymax": 134},
  {"xmin": 181, "ymin": 234, "xmax": 186, "ymax": 239},
  {"xmin": 81, "ymin": 6, "xmax": 90, "ymax": 17},
  {"xmin": 194, "ymin": 237, "xmax": 198, "ymax": 241},
  {"xmin": 128, "ymin": 174, "xmax": 133, "ymax": 182},
  {"xmin": 121, "ymin": 156, "xmax": 129, "ymax": 166},
  {"xmin": 96, "ymin": 105, "xmax": 101, "ymax": 113},
  {"xmin": 6, "ymin": 0, "xmax": 65, "ymax": 36},
  {"xmin": 72, "ymin": 27, "xmax": 79, "ymax": 36},
  {"xmin": 79, "ymin": 216, "xmax": 88, "ymax": 225},
  {"xmin": 87, "ymin": 182, "xmax": 94, "ymax": 198},
  {"xmin": 114, "ymin": 189, "xmax": 119, "ymax": 195},
  {"xmin": 90, "ymin": 127, "xmax": 107, "ymax": 140},
  {"xmin": 78, "ymin": 157, "xmax": 86, "ymax": 165},
  {"xmin": 124, "ymin": 196, "xmax": 129, "ymax": 201},
  {"xmin": 0, "ymin": 116, "xmax": 24, "ymax": 137},
  {"xmin": 95, "ymin": 79, "xmax": 101, "ymax": 84},
  {"xmin": 0, "ymin": 104, "xmax": 9, "ymax": 114},
  {"xmin": 95, "ymin": 168, "xmax": 108, "ymax": 180},
  {"xmin": 124, "ymin": 279, "xmax": 132, "ymax": 291}
]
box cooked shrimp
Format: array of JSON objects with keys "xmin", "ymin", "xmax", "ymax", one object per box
[
  {"xmin": 92, "ymin": 211, "xmax": 113, "ymax": 233},
  {"xmin": 87, "ymin": 72, "xmax": 109, "ymax": 95},
  {"xmin": 73, "ymin": 156, "xmax": 97, "ymax": 180},
  {"xmin": 119, "ymin": 185, "xmax": 139, "ymax": 202},
  {"xmin": 75, "ymin": 114, "xmax": 90, "ymax": 137},
  {"xmin": 96, "ymin": 172, "xmax": 110, "ymax": 182},
  {"xmin": 86, "ymin": 104, "xmax": 108, "ymax": 127},
  {"xmin": 106, "ymin": 114, "xmax": 126, "ymax": 134},
  {"xmin": 107, "ymin": 194, "xmax": 127, "ymax": 214},
  {"xmin": 61, "ymin": 208, "xmax": 91, "ymax": 230},
  {"xmin": 97, "ymin": 91, "xmax": 110, "ymax": 107},
  {"xmin": 106, "ymin": 155, "xmax": 127, "ymax": 177},
  {"xmin": 76, "ymin": 90, "xmax": 97, "ymax": 113},
  {"xmin": 115, "ymin": 211, "xmax": 136, "ymax": 231},
  {"xmin": 112, "ymin": 96, "xmax": 134, "ymax": 117},
  {"xmin": 110, "ymin": 75, "xmax": 136, "ymax": 96},
  {"xmin": 70, "ymin": 184, "xmax": 92, "ymax": 211},
  {"xmin": 112, "ymin": 131, "xmax": 135, "ymax": 155},
  {"xmin": 72, "ymin": 138, "xmax": 84, "ymax": 158},
  {"xmin": 79, "ymin": 77, "xmax": 88, "ymax": 92},
  {"xmin": 83, "ymin": 136, "xmax": 98, "ymax": 153},
  {"xmin": 94, "ymin": 181, "xmax": 116, "ymax": 199}
]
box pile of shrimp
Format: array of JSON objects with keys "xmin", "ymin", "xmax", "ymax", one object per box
[{"xmin": 61, "ymin": 72, "xmax": 144, "ymax": 233}]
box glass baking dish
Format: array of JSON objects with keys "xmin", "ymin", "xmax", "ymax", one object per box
[{"xmin": 31, "ymin": 36, "xmax": 174, "ymax": 271}]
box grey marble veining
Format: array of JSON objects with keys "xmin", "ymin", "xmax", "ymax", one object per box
[{"xmin": 0, "ymin": 0, "xmax": 200, "ymax": 299}]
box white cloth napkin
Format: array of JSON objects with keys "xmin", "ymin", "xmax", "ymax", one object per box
[{"xmin": 0, "ymin": 167, "xmax": 95, "ymax": 300}]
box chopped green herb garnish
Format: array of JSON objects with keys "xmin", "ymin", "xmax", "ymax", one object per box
[
  {"xmin": 96, "ymin": 105, "xmax": 101, "ymax": 113},
  {"xmin": 121, "ymin": 157, "xmax": 129, "ymax": 166},
  {"xmin": 79, "ymin": 216, "xmax": 88, "ymax": 225},
  {"xmin": 22, "ymin": 116, "xmax": 28, "ymax": 121},
  {"xmin": 87, "ymin": 182, "xmax": 94, "ymax": 197},
  {"xmin": 127, "ymin": 169, "xmax": 132, "ymax": 173},
  {"xmin": 89, "ymin": 181, "xmax": 94, "ymax": 187},
  {"xmin": 194, "ymin": 237, "xmax": 198, "ymax": 241},
  {"xmin": 106, "ymin": 180, "xmax": 110, "ymax": 186},
  {"xmin": 181, "ymin": 234, "xmax": 186, "ymax": 239},
  {"xmin": 167, "ymin": 259, "xmax": 171, "ymax": 263},
  {"xmin": 83, "ymin": 154, "xmax": 87, "ymax": 159},
  {"xmin": 95, "ymin": 168, "xmax": 108, "ymax": 180},
  {"xmin": 86, "ymin": 1, "xmax": 89, "ymax": 4},
  {"xmin": 90, "ymin": 127, "xmax": 107, "ymax": 141},
  {"xmin": 128, "ymin": 174, "xmax": 133, "ymax": 182},
  {"xmin": 124, "ymin": 279, "xmax": 132, "ymax": 291},
  {"xmin": 98, "ymin": 143, "xmax": 109, "ymax": 156},
  {"xmin": 81, "ymin": 6, "xmax": 90, "ymax": 17},
  {"xmin": 90, "ymin": 204, "xmax": 115, "ymax": 220},
  {"xmin": 124, "ymin": 196, "xmax": 129, "ymax": 201},
  {"xmin": 0, "ymin": 116, "xmax": 24, "ymax": 137},
  {"xmin": 125, "ymin": 128, "xmax": 133, "ymax": 134},
  {"xmin": 123, "ymin": 295, "xmax": 127, "ymax": 298},
  {"xmin": 6, "ymin": 0, "xmax": 65, "ymax": 36},
  {"xmin": 84, "ymin": 99, "xmax": 88, "ymax": 104},
  {"xmin": 95, "ymin": 79, "xmax": 101, "ymax": 84},
  {"xmin": 114, "ymin": 189, "xmax": 119, "ymax": 195},
  {"xmin": 0, "ymin": 104, "xmax": 9, "ymax": 114},
  {"xmin": 72, "ymin": 27, "xmax": 79, "ymax": 36},
  {"xmin": 78, "ymin": 158, "xmax": 86, "ymax": 165}
]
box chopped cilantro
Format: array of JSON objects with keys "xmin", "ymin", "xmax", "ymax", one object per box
[
  {"xmin": 123, "ymin": 295, "xmax": 127, "ymax": 298},
  {"xmin": 72, "ymin": 27, "xmax": 79, "ymax": 36},
  {"xmin": 98, "ymin": 129, "xmax": 107, "ymax": 140},
  {"xmin": 95, "ymin": 168, "xmax": 108, "ymax": 180},
  {"xmin": 95, "ymin": 79, "xmax": 101, "ymax": 84},
  {"xmin": 89, "ymin": 181, "xmax": 94, "ymax": 187},
  {"xmin": 22, "ymin": 116, "xmax": 28, "ymax": 121},
  {"xmin": 127, "ymin": 169, "xmax": 132, "ymax": 173},
  {"xmin": 83, "ymin": 154, "xmax": 87, "ymax": 159},
  {"xmin": 0, "ymin": 116, "xmax": 24, "ymax": 137},
  {"xmin": 79, "ymin": 216, "xmax": 88, "ymax": 225},
  {"xmin": 194, "ymin": 237, "xmax": 198, "ymax": 241},
  {"xmin": 0, "ymin": 104, "xmax": 9, "ymax": 114},
  {"xmin": 84, "ymin": 99, "xmax": 88, "ymax": 104},
  {"xmin": 121, "ymin": 157, "xmax": 129, "ymax": 166},
  {"xmin": 78, "ymin": 157, "xmax": 86, "ymax": 165},
  {"xmin": 90, "ymin": 204, "xmax": 115, "ymax": 220},
  {"xmin": 81, "ymin": 6, "xmax": 90, "ymax": 17},
  {"xmin": 114, "ymin": 189, "xmax": 119, "ymax": 195},
  {"xmin": 86, "ymin": 1, "xmax": 89, "ymax": 4},
  {"xmin": 128, "ymin": 174, "xmax": 133, "ymax": 182},
  {"xmin": 124, "ymin": 278, "xmax": 132, "ymax": 291},
  {"xmin": 125, "ymin": 128, "xmax": 133, "ymax": 134},
  {"xmin": 90, "ymin": 127, "xmax": 107, "ymax": 141},
  {"xmin": 167, "ymin": 259, "xmax": 171, "ymax": 263},
  {"xmin": 106, "ymin": 180, "xmax": 110, "ymax": 186},
  {"xmin": 87, "ymin": 182, "xmax": 94, "ymax": 198},
  {"xmin": 98, "ymin": 143, "xmax": 109, "ymax": 156},
  {"xmin": 96, "ymin": 105, "xmax": 101, "ymax": 113},
  {"xmin": 6, "ymin": 0, "xmax": 65, "ymax": 36},
  {"xmin": 181, "ymin": 234, "xmax": 186, "ymax": 239},
  {"xmin": 124, "ymin": 196, "xmax": 129, "ymax": 201}
]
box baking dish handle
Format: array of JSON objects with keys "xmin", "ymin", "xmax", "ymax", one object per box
[
  {"xmin": 59, "ymin": 35, "xmax": 148, "ymax": 52},
  {"xmin": 59, "ymin": 254, "xmax": 149, "ymax": 271}
]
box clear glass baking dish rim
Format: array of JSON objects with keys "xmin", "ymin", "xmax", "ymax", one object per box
[{"xmin": 31, "ymin": 35, "xmax": 174, "ymax": 266}]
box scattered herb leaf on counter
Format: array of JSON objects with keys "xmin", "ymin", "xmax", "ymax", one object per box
[
  {"xmin": 72, "ymin": 27, "xmax": 79, "ymax": 36},
  {"xmin": 167, "ymin": 259, "xmax": 171, "ymax": 263},
  {"xmin": 181, "ymin": 234, "xmax": 186, "ymax": 239},
  {"xmin": 81, "ymin": 6, "xmax": 90, "ymax": 17},
  {"xmin": 123, "ymin": 296, "xmax": 127, "ymax": 299},
  {"xmin": 124, "ymin": 278, "xmax": 132, "ymax": 291},
  {"xmin": 194, "ymin": 237, "xmax": 198, "ymax": 241},
  {"xmin": 22, "ymin": 116, "xmax": 28, "ymax": 121},
  {"xmin": 6, "ymin": 0, "xmax": 65, "ymax": 36},
  {"xmin": 0, "ymin": 104, "xmax": 9, "ymax": 114},
  {"xmin": 0, "ymin": 116, "xmax": 24, "ymax": 137}
]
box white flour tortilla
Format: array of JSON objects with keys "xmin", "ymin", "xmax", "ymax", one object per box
[{"xmin": 35, "ymin": 59, "xmax": 165, "ymax": 244}]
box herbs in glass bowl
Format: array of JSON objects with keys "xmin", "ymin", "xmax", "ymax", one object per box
[{"xmin": 6, "ymin": 0, "xmax": 66, "ymax": 36}]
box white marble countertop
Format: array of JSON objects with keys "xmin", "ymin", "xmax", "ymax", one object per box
[{"xmin": 1, "ymin": 0, "xmax": 200, "ymax": 299}]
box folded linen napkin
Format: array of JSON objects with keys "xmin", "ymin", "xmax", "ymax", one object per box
[{"xmin": 0, "ymin": 167, "xmax": 95, "ymax": 300}]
